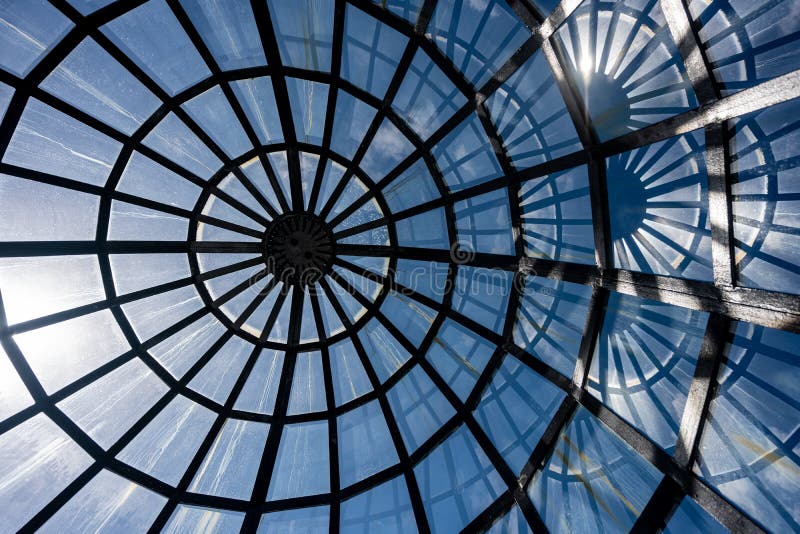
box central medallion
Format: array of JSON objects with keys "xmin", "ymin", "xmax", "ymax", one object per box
[{"xmin": 263, "ymin": 212, "xmax": 334, "ymax": 286}]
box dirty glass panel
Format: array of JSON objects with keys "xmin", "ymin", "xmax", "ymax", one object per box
[
  {"xmin": 40, "ymin": 470, "xmax": 166, "ymax": 533},
  {"xmin": 695, "ymin": 323, "xmax": 800, "ymax": 532},
  {"xmin": 529, "ymin": 407, "xmax": 661, "ymax": 533},
  {"xmin": 387, "ymin": 365, "xmax": 455, "ymax": 453},
  {"xmin": 0, "ymin": 414, "xmax": 92, "ymax": 533},
  {"xmin": 189, "ymin": 418, "xmax": 270, "ymax": 500},
  {"xmin": 40, "ymin": 38, "xmax": 161, "ymax": 135},
  {"xmin": 102, "ymin": 0, "xmax": 211, "ymax": 95},
  {"xmin": 268, "ymin": 0, "xmax": 334, "ymax": 71},
  {"xmin": 338, "ymin": 399, "xmax": 399, "ymax": 487},
  {"xmin": 267, "ymin": 420, "xmax": 330, "ymax": 500},
  {"xmin": 180, "ymin": 0, "xmax": 267, "ymax": 70},
  {"xmin": 414, "ymin": 425, "xmax": 505, "ymax": 533},
  {"xmin": 730, "ymin": 98, "xmax": 800, "ymax": 295}
]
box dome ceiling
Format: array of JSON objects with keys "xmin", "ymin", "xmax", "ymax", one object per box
[{"xmin": 0, "ymin": 0, "xmax": 798, "ymax": 533}]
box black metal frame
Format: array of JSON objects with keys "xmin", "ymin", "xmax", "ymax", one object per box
[{"xmin": 0, "ymin": 0, "xmax": 798, "ymax": 532}]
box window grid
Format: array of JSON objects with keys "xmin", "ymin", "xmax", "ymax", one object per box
[{"xmin": 0, "ymin": 0, "xmax": 796, "ymax": 533}]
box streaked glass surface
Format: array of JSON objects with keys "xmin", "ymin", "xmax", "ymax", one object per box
[
  {"xmin": 529, "ymin": 407, "xmax": 661, "ymax": 532},
  {"xmin": 415, "ymin": 425, "xmax": 505, "ymax": 533},
  {"xmin": 695, "ymin": 323, "xmax": 800, "ymax": 532},
  {"xmin": 730, "ymin": 97, "xmax": 800, "ymax": 295}
]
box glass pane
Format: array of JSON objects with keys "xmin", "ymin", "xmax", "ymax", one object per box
[
  {"xmin": 379, "ymin": 291, "xmax": 436, "ymax": 347},
  {"xmin": 359, "ymin": 318, "xmax": 412, "ymax": 383},
  {"xmin": 361, "ymin": 118, "xmax": 415, "ymax": 180},
  {"xmin": 300, "ymin": 152, "xmax": 320, "ymax": 211},
  {"xmin": 428, "ymin": 0, "xmax": 529, "ymax": 87},
  {"xmin": 382, "ymin": 159, "xmax": 441, "ymax": 212},
  {"xmin": 663, "ymin": 497, "xmax": 729, "ymax": 534},
  {"xmin": 258, "ymin": 506, "xmax": 330, "ymax": 533},
  {"xmin": 121, "ymin": 285, "xmax": 203, "ymax": 342},
  {"xmin": 608, "ymin": 131, "xmax": 712, "ymax": 280},
  {"xmin": 58, "ymin": 358, "xmax": 167, "ymax": 449},
  {"xmin": 486, "ymin": 49, "xmax": 581, "ymax": 168},
  {"xmin": 0, "ymin": 175, "xmax": 99, "ymax": 241},
  {"xmin": 427, "ymin": 318, "xmax": 494, "ymax": 401},
  {"xmin": 589, "ymin": 293, "xmax": 709, "ymax": 452},
  {"xmin": 188, "ymin": 335, "xmax": 252, "ymax": 405},
  {"xmin": 396, "ymin": 208, "xmax": 450, "ymax": 250},
  {"xmin": 286, "ymin": 77, "xmax": 329, "ymax": 145},
  {"xmin": 452, "ymin": 266, "xmax": 513, "ymax": 334},
  {"xmin": 338, "ymin": 399, "xmax": 399, "ymax": 487},
  {"xmin": 513, "ymin": 276, "xmax": 592, "ymax": 378},
  {"xmin": 235, "ymin": 349, "xmax": 285, "ymax": 414},
  {"xmin": 554, "ymin": 0, "xmax": 698, "ymax": 141},
  {"xmin": 40, "ymin": 470, "xmax": 167, "ymax": 533},
  {"xmin": 695, "ymin": 323, "xmax": 800, "ymax": 532},
  {"xmin": 394, "ymin": 258, "xmax": 449, "ymax": 303},
  {"xmin": 730, "ymin": 98, "xmax": 800, "ymax": 295},
  {"xmin": 232, "ymin": 77, "xmax": 284, "ymax": 144},
  {"xmin": 117, "ymin": 394, "xmax": 216, "ymax": 486},
  {"xmin": 14, "ymin": 309, "xmax": 129, "ymax": 393},
  {"xmin": 117, "ymin": 151, "xmax": 202, "ymax": 209},
  {"xmin": 102, "ymin": 0, "xmax": 211, "ymax": 95},
  {"xmin": 368, "ymin": 0, "xmax": 423, "ymax": 25},
  {"xmin": 340, "ymin": 475, "xmax": 417, "ymax": 533},
  {"xmin": 0, "ymin": 82, "xmax": 13, "ymax": 121},
  {"xmin": 432, "ymin": 114, "xmax": 502, "ymax": 191},
  {"xmin": 180, "ymin": 0, "xmax": 267, "ymax": 70},
  {"xmin": 330, "ymin": 338, "xmax": 372, "ymax": 406},
  {"xmin": 110, "ymin": 253, "xmax": 190, "ymax": 295},
  {"xmin": 183, "ymin": 85, "xmax": 252, "ymax": 158},
  {"xmin": 0, "ymin": 255, "xmax": 103, "ymax": 325},
  {"xmin": 386, "ymin": 365, "xmax": 455, "ymax": 452},
  {"xmin": 108, "ymin": 200, "xmax": 189, "ymax": 241},
  {"xmin": 342, "ymin": 5, "xmax": 408, "ymax": 99},
  {"xmin": 68, "ymin": 0, "xmax": 116, "ymax": 14},
  {"xmin": 520, "ymin": 165, "xmax": 595, "ymax": 264},
  {"xmin": 474, "ymin": 355, "xmax": 564, "ymax": 474},
  {"xmin": 143, "ymin": 112, "xmax": 222, "ymax": 179},
  {"xmin": 265, "ymin": 151, "xmax": 293, "ymax": 208},
  {"xmin": 163, "ymin": 505, "xmax": 245, "ymax": 534},
  {"xmin": 414, "ymin": 425, "xmax": 505, "ymax": 533},
  {"xmin": 0, "ymin": 0, "xmax": 72, "ymax": 77},
  {"xmin": 330, "ymin": 91, "xmax": 378, "ymax": 160},
  {"xmin": 393, "ymin": 50, "xmax": 467, "ymax": 140},
  {"xmin": 267, "ymin": 421, "xmax": 330, "ymax": 500},
  {"xmin": 190, "ymin": 418, "xmax": 270, "ymax": 499},
  {"xmin": 529, "ymin": 407, "xmax": 661, "ymax": 533},
  {"xmin": 0, "ymin": 414, "xmax": 92, "ymax": 533},
  {"xmin": 40, "ymin": 38, "xmax": 161, "ymax": 135},
  {"xmin": 455, "ymin": 188, "xmax": 515, "ymax": 255},
  {"xmin": 329, "ymin": 177, "xmax": 375, "ymax": 223},
  {"xmin": 688, "ymin": 0, "xmax": 800, "ymax": 95},
  {"xmin": 0, "ymin": 344, "xmax": 33, "ymax": 421},
  {"xmin": 287, "ymin": 350, "xmax": 326, "ymax": 415},
  {"xmin": 150, "ymin": 315, "xmax": 227, "ymax": 379},
  {"xmin": 4, "ymin": 99, "xmax": 122, "ymax": 186},
  {"xmin": 268, "ymin": 0, "xmax": 334, "ymax": 71},
  {"xmin": 486, "ymin": 505, "xmax": 532, "ymax": 534}
]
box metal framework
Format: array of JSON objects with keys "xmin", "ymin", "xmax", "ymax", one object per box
[{"xmin": 0, "ymin": 0, "xmax": 798, "ymax": 532}]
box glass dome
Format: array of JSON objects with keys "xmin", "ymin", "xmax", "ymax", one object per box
[{"xmin": 0, "ymin": 0, "xmax": 798, "ymax": 532}]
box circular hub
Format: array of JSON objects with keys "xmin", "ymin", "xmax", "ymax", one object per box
[{"xmin": 263, "ymin": 213, "xmax": 334, "ymax": 285}]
